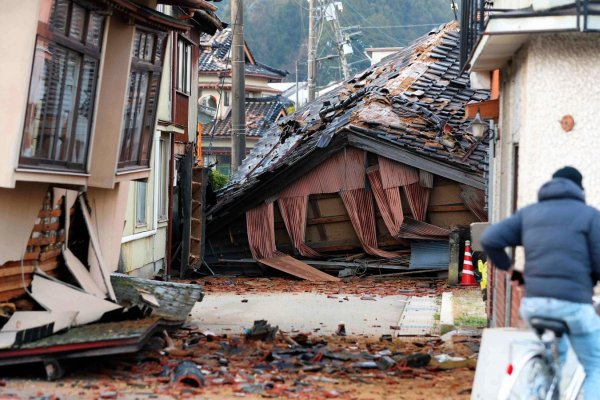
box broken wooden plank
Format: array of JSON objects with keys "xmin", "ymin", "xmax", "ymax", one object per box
[
  {"xmin": 258, "ymin": 255, "xmax": 340, "ymax": 282},
  {"xmin": 0, "ymin": 289, "xmax": 26, "ymax": 302},
  {"xmin": 31, "ymin": 274, "xmax": 121, "ymax": 326},
  {"xmin": 0, "ymin": 260, "xmax": 60, "ymax": 278},
  {"xmin": 79, "ymin": 196, "xmax": 116, "ymax": 301},
  {"xmin": 62, "ymin": 247, "xmax": 106, "ymax": 298}
]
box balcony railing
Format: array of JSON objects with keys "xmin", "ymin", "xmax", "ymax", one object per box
[{"xmin": 460, "ymin": 0, "xmax": 600, "ymax": 70}]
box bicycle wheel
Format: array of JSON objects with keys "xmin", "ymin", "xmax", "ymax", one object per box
[{"xmin": 505, "ymin": 355, "xmax": 556, "ymax": 400}]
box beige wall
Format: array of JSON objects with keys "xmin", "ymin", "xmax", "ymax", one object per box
[
  {"xmin": 0, "ymin": 0, "xmax": 41, "ymax": 188},
  {"xmin": 88, "ymin": 17, "xmax": 136, "ymax": 188}
]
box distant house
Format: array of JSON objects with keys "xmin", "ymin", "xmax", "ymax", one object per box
[
  {"xmin": 198, "ymin": 29, "xmax": 288, "ymax": 173},
  {"xmin": 204, "ymin": 24, "xmax": 490, "ymax": 281},
  {"xmin": 202, "ymin": 95, "xmax": 293, "ymax": 176},
  {"xmin": 461, "ymin": 0, "xmax": 600, "ymax": 328}
]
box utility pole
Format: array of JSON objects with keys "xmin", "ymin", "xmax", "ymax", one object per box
[
  {"xmin": 231, "ymin": 0, "xmax": 245, "ymax": 173},
  {"xmin": 307, "ymin": 0, "xmax": 317, "ymax": 102},
  {"xmin": 327, "ymin": 1, "xmax": 350, "ymax": 80}
]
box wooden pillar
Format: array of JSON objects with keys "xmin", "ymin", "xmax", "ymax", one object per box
[{"xmin": 448, "ymin": 230, "xmax": 461, "ymax": 285}]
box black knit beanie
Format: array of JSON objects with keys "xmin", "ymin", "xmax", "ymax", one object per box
[{"xmin": 553, "ymin": 166, "xmax": 583, "ymax": 189}]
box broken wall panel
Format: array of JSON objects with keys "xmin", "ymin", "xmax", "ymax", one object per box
[
  {"xmin": 0, "ymin": 183, "xmax": 49, "ymax": 265},
  {"xmin": 30, "ymin": 274, "xmax": 121, "ymax": 326}
]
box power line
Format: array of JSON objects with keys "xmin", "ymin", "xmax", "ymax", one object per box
[{"xmin": 359, "ymin": 23, "xmax": 445, "ymax": 29}]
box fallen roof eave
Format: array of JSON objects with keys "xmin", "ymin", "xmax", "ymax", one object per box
[
  {"xmin": 206, "ymin": 134, "xmax": 350, "ymax": 233},
  {"xmin": 346, "ymin": 132, "xmax": 486, "ymax": 190}
]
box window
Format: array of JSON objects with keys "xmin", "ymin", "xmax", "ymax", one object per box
[
  {"xmin": 119, "ymin": 29, "xmax": 166, "ymax": 169},
  {"xmin": 20, "ymin": 0, "xmax": 105, "ymax": 171},
  {"xmin": 224, "ymin": 91, "xmax": 230, "ymax": 107},
  {"xmin": 157, "ymin": 138, "xmax": 170, "ymax": 221},
  {"xmin": 176, "ymin": 38, "xmax": 192, "ymax": 94},
  {"xmin": 135, "ymin": 181, "xmax": 148, "ymax": 225}
]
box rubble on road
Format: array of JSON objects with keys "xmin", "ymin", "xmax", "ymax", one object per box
[
  {"xmin": 0, "ymin": 314, "xmax": 480, "ymax": 399},
  {"xmin": 191, "ymin": 276, "xmax": 447, "ymax": 298},
  {"xmin": 72, "ymin": 324, "xmax": 478, "ymax": 399}
]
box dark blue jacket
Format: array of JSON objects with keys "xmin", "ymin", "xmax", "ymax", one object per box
[{"xmin": 481, "ymin": 178, "xmax": 600, "ymax": 304}]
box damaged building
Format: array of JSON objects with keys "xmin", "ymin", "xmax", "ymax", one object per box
[
  {"xmin": 0, "ymin": 0, "xmax": 222, "ymax": 375},
  {"xmin": 205, "ymin": 23, "xmax": 490, "ymax": 281}
]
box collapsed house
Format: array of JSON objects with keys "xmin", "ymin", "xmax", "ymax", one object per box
[
  {"xmin": 0, "ymin": 0, "xmax": 223, "ymax": 375},
  {"xmin": 205, "ymin": 23, "xmax": 490, "ymax": 281}
]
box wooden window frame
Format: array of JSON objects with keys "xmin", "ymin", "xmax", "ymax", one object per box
[
  {"xmin": 20, "ymin": 0, "xmax": 105, "ymax": 172},
  {"xmin": 176, "ymin": 36, "xmax": 192, "ymax": 95},
  {"xmin": 118, "ymin": 27, "xmax": 167, "ymax": 170}
]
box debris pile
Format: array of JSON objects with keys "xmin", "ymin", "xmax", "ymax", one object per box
[
  {"xmin": 0, "ymin": 191, "xmax": 204, "ymax": 377},
  {"xmin": 12, "ymin": 321, "xmax": 479, "ymax": 399}
]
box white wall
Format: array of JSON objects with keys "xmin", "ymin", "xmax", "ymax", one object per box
[{"xmin": 516, "ymin": 33, "xmax": 600, "ymax": 209}]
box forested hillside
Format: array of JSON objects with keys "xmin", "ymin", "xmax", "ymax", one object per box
[{"xmin": 215, "ymin": 0, "xmax": 455, "ymax": 85}]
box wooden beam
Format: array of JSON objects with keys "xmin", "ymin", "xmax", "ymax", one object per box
[
  {"xmin": 306, "ymin": 215, "xmax": 349, "ymax": 225},
  {"xmin": 465, "ymin": 99, "xmax": 499, "ymax": 121},
  {"xmin": 428, "ymin": 205, "xmax": 469, "ymax": 212},
  {"xmin": 448, "ymin": 230, "xmax": 460, "ymax": 286},
  {"xmin": 308, "ymin": 198, "xmax": 328, "ymax": 240},
  {"xmin": 347, "ymin": 133, "xmax": 486, "ymax": 190}
]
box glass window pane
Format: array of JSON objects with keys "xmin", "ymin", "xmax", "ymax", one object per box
[
  {"xmin": 52, "ymin": 51, "xmax": 81, "ymax": 162},
  {"xmin": 130, "ymin": 72, "xmax": 149, "ymax": 162},
  {"xmin": 39, "ymin": 43, "xmax": 68, "ymax": 160},
  {"xmin": 154, "ymin": 34, "xmax": 165, "ymax": 64},
  {"xmin": 22, "ymin": 38, "xmax": 51, "ymax": 159},
  {"xmin": 86, "ymin": 13, "xmax": 104, "ymax": 48},
  {"xmin": 139, "ymin": 74, "xmax": 159, "ymax": 165},
  {"xmin": 50, "ymin": 0, "xmax": 69, "ymax": 35},
  {"xmin": 120, "ymin": 72, "xmax": 140, "ymax": 164},
  {"xmin": 177, "ymin": 41, "xmax": 183, "ymax": 90},
  {"xmin": 158, "ymin": 138, "xmax": 169, "ymax": 220},
  {"xmin": 135, "ymin": 181, "xmax": 147, "ymax": 225},
  {"xmin": 71, "ymin": 56, "xmax": 97, "ymax": 165},
  {"xmin": 185, "ymin": 44, "xmax": 191, "ymax": 93},
  {"xmin": 144, "ymin": 33, "xmax": 154, "ymax": 62},
  {"xmin": 68, "ymin": 3, "xmax": 86, "ymax": 41},
  {"xmin": 132, "ymin": 31, "xmax": 143, "ymax": 59}
]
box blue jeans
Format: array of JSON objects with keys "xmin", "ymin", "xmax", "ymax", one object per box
[{"xmin": 520, "ymin": 297, "xmax": 600, "ymax": 400}]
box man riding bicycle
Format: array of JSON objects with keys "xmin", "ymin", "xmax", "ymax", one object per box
[{"xmin": 481, "ymin": 166, "xmax": 600, "ymax": 399}]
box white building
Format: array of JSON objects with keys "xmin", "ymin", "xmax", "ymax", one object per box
[{"xmin": 462, "ymin": 0, "xmax": 600, "ymax": 327}]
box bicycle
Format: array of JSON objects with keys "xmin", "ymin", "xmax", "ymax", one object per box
[{"xmin": 497, "ymin": 317, "xmax": 584, "ymax": 400}]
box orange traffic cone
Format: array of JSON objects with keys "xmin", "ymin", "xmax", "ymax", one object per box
[{"xmin": 460, "ymin": 240, "xmax": 478, "ymax": 286}]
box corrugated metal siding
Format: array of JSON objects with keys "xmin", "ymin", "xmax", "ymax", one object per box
[
  {"xmin": 378, "ymin": 156, "xmax": 419, "ymax": 189},
  {"xmin": 279, "ymin": 148, "xmax": 366, "ymax": 198},
  {"xmin": 404, "ymin": 183, "xmax": 431, "ymax": 221},
  {"xmin": 409, "ymin": 241, "xmax": 450, "ymax": 269}
]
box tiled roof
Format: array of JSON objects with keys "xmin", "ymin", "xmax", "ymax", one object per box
[
  {"xmin": 203, "ymin": 95, "xmax": 293, "ymax": 138},
  {"xmin": 209, "ymin": 23, "xmax": 490, "ymax": 222},
  {"xmin": 199, "ymin": 29, "xmax": 288, "ymax": 79}
]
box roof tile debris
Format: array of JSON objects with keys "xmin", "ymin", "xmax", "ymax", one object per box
[
  {"xmin": 199, "ymin": 29, "xmax": 288, "ymax": 78},
  {"xmin": 210, "ymin": 22, "xmax": 490, "ymax": 219},
  {"xmin": 204, "ymin": 95, "xmax": 293, "ymax": 137}
]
